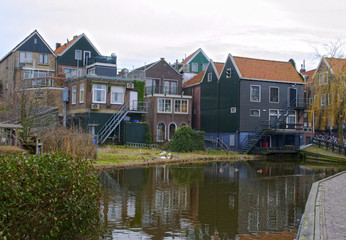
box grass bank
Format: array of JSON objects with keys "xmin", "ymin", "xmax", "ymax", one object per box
[
  {"xmin": 95, "ymin": 145, "xmax": 264, "ymax": 169},
  {"xmin": 300, "ymin": 145, "xmax": 346, "ymax": 164}
]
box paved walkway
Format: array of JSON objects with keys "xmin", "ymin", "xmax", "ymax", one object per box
[{"xmin": 298, "ymin": 171, "xmax": 346, "ymax": 240}]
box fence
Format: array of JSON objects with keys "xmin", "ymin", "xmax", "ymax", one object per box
[{"xmin": 312, "ymin": 138, "xmax": 346, "ymax": 156}]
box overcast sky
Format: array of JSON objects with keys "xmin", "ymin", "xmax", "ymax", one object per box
[{"xmin": 1, "ymin": 0, "xmax": 345, "ymax": 71}]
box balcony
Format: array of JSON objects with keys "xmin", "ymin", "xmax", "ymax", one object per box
[
  {"xmin": 22, "ymin": 77, "xmax": 66, "ymax": 89},
  {"xmin": 88, "ymin": 56, "xmax": 116, "ymax": 65},
  {"xmin": 145, "ymin": 85, "xmax": 179, "ymax": 96}
]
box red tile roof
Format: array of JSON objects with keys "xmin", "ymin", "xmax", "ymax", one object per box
[
  {"xmin": 182, "ymin": 48, "xmax": 200, "ymax": 64},
  {"xmin": 302, "ymin": 69, "xmax": 316, "ymax": 83},
  {"xmin": 182, "ymin": 71, "xmax": 205, "ymax": 88},
  {"xmin": 325, "ymin": 58, "xmax": 346, "ymax": 75},
  {"xmin": 214, "ymin": 62, "xmax": 224, "ymax": 76},
  {"xmin": 54, "ymin": 36, "xmax": 79, "ymax": 55},
  {"xmin": 233, "ymin": 57, "xmax": 304, "ymax": 83}
]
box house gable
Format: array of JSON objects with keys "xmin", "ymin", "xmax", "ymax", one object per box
[
  {"xmin": 179, "ymin": 48, "xmax": 209, "ymax": 73},
  {"xmin": 57, "ymin": 35, "xmax": 101, "ymax": 67}
]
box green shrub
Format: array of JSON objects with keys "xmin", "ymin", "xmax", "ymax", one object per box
[
  {"xmin": 169, "ymin": 126, "xmax": 205, "ymax": 152},
  {"xmin": 0, "ymin": 153, "xmax": 103, "ymax": 239}
]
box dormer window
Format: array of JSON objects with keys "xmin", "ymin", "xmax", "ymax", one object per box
[{"xmin": 191, "ymin": 62, "xmax": 198, "ymax": 72}]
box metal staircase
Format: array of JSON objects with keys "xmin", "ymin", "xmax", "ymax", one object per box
[
  {"xmin": 240, "ymin": 99, "xmax": 297, "ymax": 154},
  {"xmin": 97, "ymin": 102, "xmax": 129, "ymax": 144},
  {"xmin": 216, "ymin": 137, "xmax": 230, "ymax": 152}
]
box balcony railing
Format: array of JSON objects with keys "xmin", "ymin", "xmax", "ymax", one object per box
[
  {"xmin": 128, "ymin": 101, "xmax": 148, "ymax": 112},
  {"xmin": 145, "ymin": 85, "xmax": 179, "ymax": 96},
  {"xmin": 22, "ymin": 77, "xmax": 66, "ymax": 89},
  {"xmin": 88, "ymin": 56, "xmax": 116, "ymax": 65}
]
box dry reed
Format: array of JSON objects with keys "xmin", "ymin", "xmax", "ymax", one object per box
[{"xmin": 39, "ymin": 127, "xmax": 96, "ymax": 159}]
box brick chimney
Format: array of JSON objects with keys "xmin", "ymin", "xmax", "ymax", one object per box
[
  {"xmin": 300, "ymin": 60, "xmax": 306, "ymax": 73},
  {"xmin": 55, "ymin": 43, "xmax": 61, "ymax": 50}
]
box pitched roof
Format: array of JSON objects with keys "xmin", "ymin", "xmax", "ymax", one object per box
[
  {"xmin": 182, "ymin": 71, "xmax": 205, "ymax": 88},
  {"xmin": 214, "ymin": 62, "xmax": 224, "ymax": 76},
  {"xmin": 302, "ymin": 69, "xmax": 316, "ymax": 83},
  {"xmin": 54, "ymin": 36, "xmax": 79, "ymax": 54},
  {"xmin": 182, "ymin": 48, "xmax": 201, "ymax": 64},
  {"xmin": 325, "ymin": 57, "xmax": 346, "ymax": 75},
  {"xmin": 54, "ymin": 33, "xmax": 101, "ymax": 56},
  {"xmin": 233, "ymin": 56, "xmax": 304, "ymax": 83},
  {"xmin": 0, "ymin": 30, "xmax": 55, "ymax": 63}
]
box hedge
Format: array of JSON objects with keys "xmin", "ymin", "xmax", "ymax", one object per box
[
  {"xmin": 169, "ymin": 126, "xmax": 205, "ymax": 152},
  {"xmin": 0, "ymin": 153, "xmax": 103, "ymax": 239}
]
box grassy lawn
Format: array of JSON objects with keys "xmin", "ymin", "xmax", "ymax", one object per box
[
  {"xmin": 95, "ymin": 145, "xmax": 253, "ymax": 168},
  {"xmin": 303, "ymin": 146, "xmax": 346, "ymax": 160}
]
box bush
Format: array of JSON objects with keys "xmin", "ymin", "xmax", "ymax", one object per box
[
  {"xmin": 39, "ymin": 127, "xmax": 96, "ymax": 159},
  {"xmin": 169, "ymin": 126, "xmax": 205, "ymax": 152},
  {"xmin": 0, "ymin": 153, "xmax": 103, "ymax": 239}
]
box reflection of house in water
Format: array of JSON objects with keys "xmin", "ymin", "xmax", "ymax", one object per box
[{"xmin": 100, "ymin": 166, "xmax": 203, "ymax": 239}]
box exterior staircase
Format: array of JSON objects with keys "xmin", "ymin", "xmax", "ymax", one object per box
[
  {"xmin": 240, "ymin": 99, "xmax": 297, "ymax": 154},
  {"xmin": 97, "ymin": 102, "xmax": 129, "ymax": 144}
]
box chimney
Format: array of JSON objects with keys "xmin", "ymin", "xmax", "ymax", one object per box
[
  {"xmin": 56, "ymin": 43, "xmax": 61, "ymax": 50},
  {"xmin": 300, "ymin": 60, "xmax": 306, "ymax": 73},
  {"xmin": 176, "ymin": 59, "xmax": 178, "ymax": 70},
  {"xmin": 161, "ymin": 58, "xmax": 165, "ymax": 62},
  {"xmin": 73, "ymin": 35, "xmax": 78, "ymax": 40}
]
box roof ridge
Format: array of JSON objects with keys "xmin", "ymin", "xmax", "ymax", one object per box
[{"xmin": 233, "ymin": 56, "xmax": 290, "ymax": 64}]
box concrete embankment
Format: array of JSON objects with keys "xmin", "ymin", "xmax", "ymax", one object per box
[{"xmin": 297, "ymin": 171, "xmax": 346, "ymax": 240}]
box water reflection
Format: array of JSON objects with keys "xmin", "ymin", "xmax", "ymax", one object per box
[{"xmin": 100, "ymin": 161, "xmax": 344, "ymax": 239}]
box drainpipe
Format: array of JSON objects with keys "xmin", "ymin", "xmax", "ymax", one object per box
[{"xmin": 11, "ymin": 53, "xmax": 15, "ymax": 98}]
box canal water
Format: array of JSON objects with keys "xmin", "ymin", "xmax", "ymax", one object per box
[{"xmin": 100, "ymin": 160, "xmax": 345, "ymax": 240}]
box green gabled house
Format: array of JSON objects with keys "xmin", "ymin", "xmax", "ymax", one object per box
[{"xmin": 54, "ymin": 33, "xmax": 101, "ymax": 79}]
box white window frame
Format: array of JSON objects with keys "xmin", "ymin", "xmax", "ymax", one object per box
[
  {"xmin": 250, "ymin": 109, "xmax": 260, "ymax": 117},
  {"xmin": 79, "ymin": 83, "xmax": 84, "ymax": 103},
  {"xmin": 158, "ymin": 98, "xmax": 172, "ymax": 113},
  {"xmin": 92, "ymin": 84, "xmax": 107, "ymax": 104},
  {"xmin": 226, "ymin": 68, "xmax": 232, "ymax": 78},
  {"xmin": 207, "ymin": 73, "xmax": 212, "ymax": 82},
  {"xmin": 269, "ymin": 86, "xmax": 279, "ymax": 103},
  {"xmin": 157, "ymin": 122, "xmax": 166, "ymax": 142},
  {"xmin": 39, "ymin": 53, "xmax": 48, "ymax": 65},
  {"xmin": 319, "ymin": 72, "xmax": 328, "ymax": 85},
  {"xmin": 72, "ymin": 86, "xmax": 77, "ymax": 105},
  {"xmin": 110, "ymin": 86, "xmax": 125, "ymax": 105},
  {"xmin": 202, "ymin": 63, "xmax": 208, "ymax": 71},
  {"xmin": 168, "ymin": 122, "xmax": 177, "ymax": 140},
  {"xmin": 250, "ymin": 85, "xmax": 261, "ymax": 102},
  {"xmin": 230, "ymin": 107, "xmax": 236, "ymax": 113},
  {"xmin": 286, "ymin": 111, "xmax": 296, "ymax": 129},
  {"xmin": 321, "ymin": 94, "xmax": 326, "ymax": 106},
  {"xmin": 191, "ymin": 62, "xmax": 198, "ymax": 72},
  {"xmin": 19, "ymin": 51, "xmax": 33, "ymax": 64},
  {"xmin": 174, "ymin": 99, "xmax": 188, "ymax": 114},
  {"xmin": 83, "ymin": 51, "xmax": 91, "ymax": 65},
  {"xmin": 75, "ymin": 49, "xmax": 82, "ymax": 61}
]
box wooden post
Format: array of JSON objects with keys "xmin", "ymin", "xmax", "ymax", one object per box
[{"xmin": 15, "ymin": 128, "xmax": 18, "ymax": 146}]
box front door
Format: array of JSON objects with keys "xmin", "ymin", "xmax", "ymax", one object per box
[
  {"xmin": 289, "ymin": 88, "xmax": 297, "ymax": 107},
  {"xmin": 129, "ymin": 91, "xmax": 138, "ymax": 110}
]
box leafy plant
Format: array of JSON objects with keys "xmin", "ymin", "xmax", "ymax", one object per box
[
  {"xmin": 169, "ymin": 126, "xmax": 205, "ymax": 152},
  {"xmin": 0, "ymin": 153, "xmax": 103, "ymax": 239},
  {"xmin": 134, "ymin": 80, "xmax": 145, "ymax": 102}
]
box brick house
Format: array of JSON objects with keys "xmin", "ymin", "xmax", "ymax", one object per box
[{"xmin": 133, "ymin": 58, "xmax": 192, "ymax": 142}]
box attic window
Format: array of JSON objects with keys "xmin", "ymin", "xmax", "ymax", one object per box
[
  {"xmin": 34, "ymin": 38, "xmax": 37, "ymax": 44},
  {"xmin": 207, "ymin": 73, "xmax": 212, "ymax": 82},
  {"xmin": 75, "ymin": 50, "xmax": 82, "ymax": 61},
  {"xmin": 191, "ymin": 63, "xmax": 198, "ymax": 72}
]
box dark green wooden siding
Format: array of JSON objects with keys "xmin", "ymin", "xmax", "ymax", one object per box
[
  {"xmin": 57, "ymin": 36, "xmax": 100, "ymax": 66},
  {"xmin": 189, "ymin": 51, "xmax": 209, "ymax": 73}
]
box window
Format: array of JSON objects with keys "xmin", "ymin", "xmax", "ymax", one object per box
[
  {"xmin": 63, "ymin": 68, "xmax": 78, "ymax": 79},
  {"xmin": 111, "ymin": 86, "xmax": 125, "ymax": 104},
  {"xmin": 79, "ymin": 84, "xmax": 84, "ymax": 103},
  {"xmin": 72, "ymin": 86, "xmax": 77, "ymax": 105},
  {"xmin": 269, "ymin": 87, "xmax": 279, "ymax": 103},
  {"xmin": 319, "ymin": 72, "xmax": 328, "ymax": 84},
  {"xmin": 39, "ymin": 53, "xmax": 48, "ymax": 64},
  {"xmin": 286, "ymin": 111, "xmax": 296, "ymax": 129},
  {"xmin": 174, "ymin": 99, "xmax": 188, "ymax": 113},
  {"xmin": 158, "ymin": 98, "xmax": 172, "ymax": 113},
  {"xmin": 321, "ymin": 94, "xmax": 326, "ymax": 106},
  {"xmin": 202, "ymin": 63, "xmax": 208, "ymax": 71},
  {"xmin": 250, "ymin": 109, "xmax": 260, "ymax": 117},
  {"xmin": 191, "ymin": 62, "xmax": 198, "ymax": 72},
  {"xmin": 230, "ymin": 107, "xmax": 236, "ymax": 113},
  {"xmin": 75, "ymin": 50, "xmax": 82, "ymax": 60},
  {"xmin": 169, "ymin": 123, "xmax": 176, "ymax": 140},
  {"xmin": 88, "ymin": 67, "xmax": 96, "ymax": 75},
  {"xmin": 164, "ymin": 80, "xmax": 177, "ymax": 95},
  {"xmin": 157, "ymin": 122, "xmax": 166, "ymax": 142},
  {"xmin": 24, "ymin": 70, "xmax": 32, "ymax": 79},
  {"xmin": 19, "ymin": 51, "xmax": 32, "ymax": 65},
  {"xmin": 230, "ymin": 135, "xmax": 235, "ymax": 147},
  {"xmin": 269, "ymin": 109, "xmax": 279, "ymax": 126},
  {"xmin": 145, "ymin": 78, "xmax": 160, "ymax": 95},
  {"xmin": 250, "ymin": 85, "xmax": 261, "ymax": 102},
  {"xmin": 92, "ymin": 84, "xmax": 107, "ymax": 103},
  {"xmin": 207, "ymin": 73, "xmax": 212, "ymax": 82},
  {"xmin": 83, "ymin": 51, "xmax": 91, "ymax": 65},
  {"xmin": 226, "ymin": 68, "xmax": 231, "ymax": 78}
]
